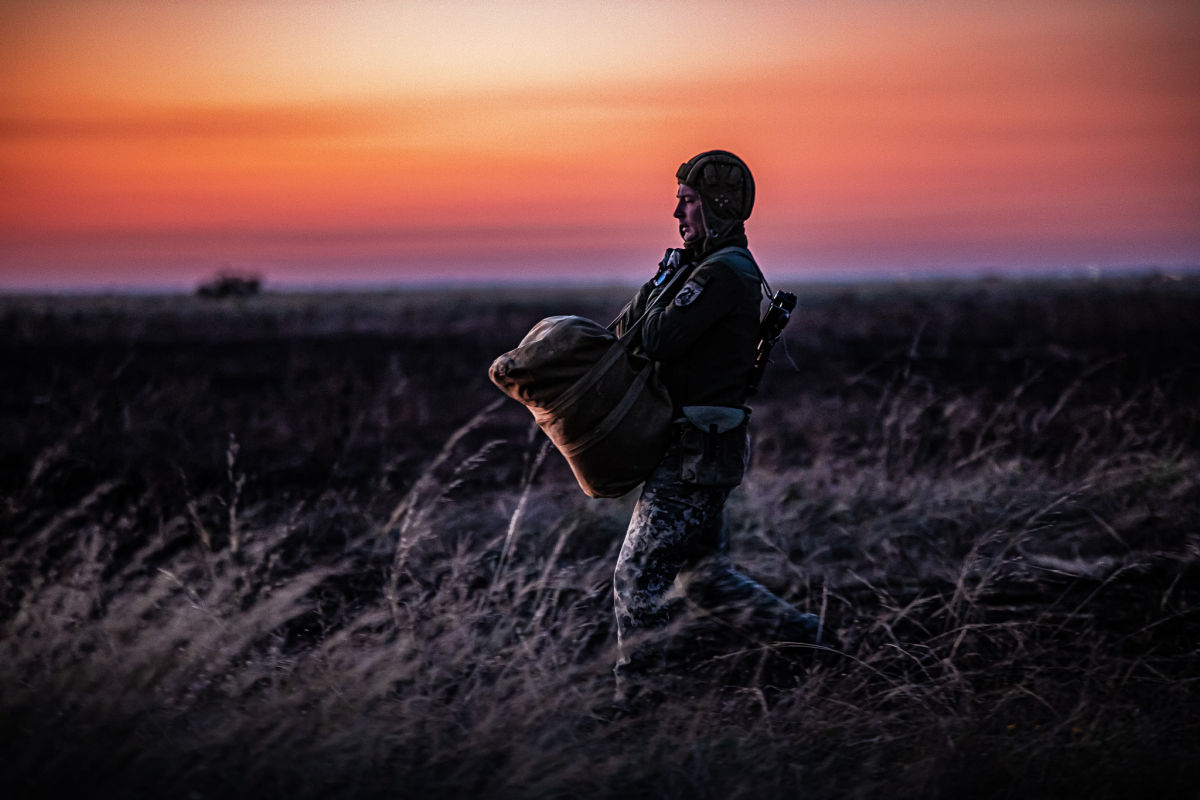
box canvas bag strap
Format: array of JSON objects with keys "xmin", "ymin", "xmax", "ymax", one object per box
[{"xmin": 539, "ymin": 271, "xmax": 695, "ymax": 418}]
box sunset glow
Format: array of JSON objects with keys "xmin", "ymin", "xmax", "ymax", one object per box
[{"xmin": 2, "ymin": 0, "xmax": 1198, "ymax": 289}]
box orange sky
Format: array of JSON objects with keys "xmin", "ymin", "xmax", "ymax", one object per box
[{"xmin": 2, "ymin": 0, "xmax": 1198, "ymax": 289}]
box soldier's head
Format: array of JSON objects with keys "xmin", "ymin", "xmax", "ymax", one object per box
[{"xmin": 674, "ymin": 150, "xmax": 755, "ymax": 250}]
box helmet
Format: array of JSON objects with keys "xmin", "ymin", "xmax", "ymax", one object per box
[{"xmin": 675, "ymin": 150, "xmax": 755, "ymax": 244}]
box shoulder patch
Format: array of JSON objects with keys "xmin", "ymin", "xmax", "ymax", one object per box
[{"xmin": 673, "ymin": 279, "xmax": 705, "ymax": 307}]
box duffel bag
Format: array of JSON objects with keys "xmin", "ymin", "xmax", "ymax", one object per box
[{"xmin": 489, "ymin": 314, "xmax": 672, "ymax": 498}]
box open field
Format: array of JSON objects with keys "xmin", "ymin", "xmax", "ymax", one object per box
[{"xmin": 2, "ymin": 275, "xmax": 1199, "ymax": 798}]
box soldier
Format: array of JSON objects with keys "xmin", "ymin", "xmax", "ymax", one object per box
[{"xmin": 610, "ymin": 150, "xmax": 833, "ymax": 705}]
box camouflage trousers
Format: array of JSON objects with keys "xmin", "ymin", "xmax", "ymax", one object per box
[{"xmin": 612, "ymin": 434, "xmax": 822, "ymax": 686}]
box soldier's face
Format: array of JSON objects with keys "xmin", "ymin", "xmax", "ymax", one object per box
[{"xmin": 674, "ymin": 184, "xmax": 705, "ymax": 245}]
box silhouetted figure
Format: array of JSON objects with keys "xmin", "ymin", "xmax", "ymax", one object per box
[{"xmin": 609, "ymin": 151, "xmax": 834, "ymax": 706}]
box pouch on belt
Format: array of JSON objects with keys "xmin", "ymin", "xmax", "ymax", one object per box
[{"xmin": 678, "ymin": 405, "xmax": 750, "ymax": 487}]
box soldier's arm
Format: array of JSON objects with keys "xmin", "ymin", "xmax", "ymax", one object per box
[
  {"xmin": 612, "ymin": 281, "xmax": 654, "ymax": 337},
  {"xmin": 641, "ymin": 261, "xmax": 740, "ymax": 360},
  {"xmin": 614, "ymin": 249, "xmax": 690, "ymax": 336}
]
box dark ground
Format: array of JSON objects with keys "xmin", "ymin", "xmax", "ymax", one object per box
[{"xmin": 1, "ymin": 275, "xmax": 1198, "ymax": 798}]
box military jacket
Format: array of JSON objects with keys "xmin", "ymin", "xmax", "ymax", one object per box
[{"xmin": 615, "ymin": 247, "xmax": 762, "ymax": 412}]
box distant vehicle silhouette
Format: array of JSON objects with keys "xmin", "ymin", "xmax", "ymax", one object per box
[{"xmin": 197, "ymin": 271, "xmax": 262, "ymax": 299}]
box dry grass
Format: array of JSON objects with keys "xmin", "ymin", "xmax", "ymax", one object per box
[{"xmin": 1, "ymin": 276, "xmax": 1198, "ymax": 798}]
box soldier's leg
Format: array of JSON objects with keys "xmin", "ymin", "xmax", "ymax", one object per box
[
  {"xmin": 613, "ymin": 453, "xmax": 729, "ymax": 690},
  {"xmin": 675, "ymin": 513, "xmax": 828, "ymax": 646}
]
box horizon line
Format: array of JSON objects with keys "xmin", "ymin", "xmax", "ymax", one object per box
[{"xmin": 3, "ymin": 262, "xmax": 1199, "ymax": 297}]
